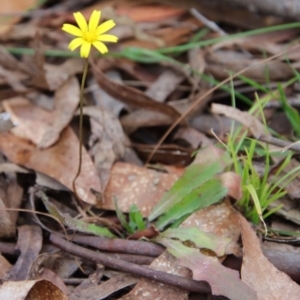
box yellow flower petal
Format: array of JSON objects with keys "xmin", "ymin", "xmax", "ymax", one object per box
[
  {"xmin": 89, "ymin": 10, "xmax": 101, "ymax": 32},
  {"xmin": 68, "ymin": 37, "xmax": 84, "ymax": 51},
  {"xmin": 80, "ymin": 42, "xmax": 91, "ymax": 58},
  {"xmin": 62, "ymin": 24, "xmax": 82, "ymax": 37},
  {"xmin": 74, "ymin": 12, "xmax": 88, "ymax": 32},
  {"xmin": 95, "ymin": 20, "xmax": 116, "ymax": 35},
  {"xmin": 97, "ymin": 34, "xmax": 118, "ymax": 43},
  {"xmin": 92, "ymin": 41, "xmax": 108, "ymax": 54}
]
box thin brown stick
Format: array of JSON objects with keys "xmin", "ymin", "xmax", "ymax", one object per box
[
  {"xmin": 259, "ymin": 134, "xmax": 300, "ymax": 153},
  {"xmin": 71, "ymin": 234, "xmax": 164, "ymax": 257},
  {"xmin": 49, "ymin": 234, "xmax": 211, "ymax": 294}
]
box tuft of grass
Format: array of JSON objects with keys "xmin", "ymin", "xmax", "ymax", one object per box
[{"xmin": 114, "ymin": 196, "xmax": 146, "ymax": 234}]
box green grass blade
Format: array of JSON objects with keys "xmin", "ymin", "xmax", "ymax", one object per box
[
  {"xmin": 148, "ymin": 161, "xmax": 224, "ymax": 222},
  {"xmin": 155, "ymin": 178, "xmax": 228, "ymax": 230}
]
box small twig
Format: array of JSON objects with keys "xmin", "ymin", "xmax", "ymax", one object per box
[
  {"xmin": 49, "ymin": 234, "xmax": 211, "ymax": 295},
  {"xmin": 190, "ymin": 8, "xmax": 227, "ymax": 36},
  {"xmin": 29, "ymin": 186, "xmax": 64, "ymax": 235},
  {"xmin": 71, "ymin": 234, "xmax": 164, "ymax": 257},
  {"xmin": 264, "ymin": 96, "xmax": 300, "ymax": 108},
  {"xmin": 258, "ymin": 134, "xmax": 300, "ymax": 153},
  {"xmin": 106, "ymin": 253, "xmax": 154, "ymax": 265}
]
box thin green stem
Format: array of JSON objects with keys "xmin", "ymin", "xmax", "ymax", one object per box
[{"xmin": 72, "ymin": 59, "xmax": 89, "ymax": 200}]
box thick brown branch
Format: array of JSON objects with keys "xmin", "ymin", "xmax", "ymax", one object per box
[{"xmin": 49, "ymin": 234, "xmax": 211, "ymax": 295}]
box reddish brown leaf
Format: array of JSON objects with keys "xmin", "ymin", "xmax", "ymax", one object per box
[
  {"xmin": 0, "ymin": 279, "xmax": 68, "ymax": 300},
  {"xmin": 239, "ymin": 214, "xmax": 300, "ymax": 300}
]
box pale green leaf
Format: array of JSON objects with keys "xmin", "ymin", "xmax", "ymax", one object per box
[
  {"xmin": 155, "ymin": 178, "xmax": 227, "ymax": 230},
  {"xmin": 149, "ymin": 161, "xmax": 224, "ymax": 222}
]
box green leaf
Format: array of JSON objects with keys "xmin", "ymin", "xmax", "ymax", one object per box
[
  {"xmin": 278, "ymin": 83, "xmax": 300, "ymax": 136},
  {"xmin": 149, "ymin": 161, "xmax": 224, "ymax": 222},
  {"xmin": 114, "ymin": 196, "xmax": 132, "ymax": 233},
  {"xmin": 155, "ymin": 178, "xmax": 228, "ymax": 230},
  {"xmin": 129, "ymin": 204, "xmax": 146, "ymax": 232},
  {"xmin": 37, "ymin": 191, "xmax": 115, "ymax": 238},
  {"xmin": 157, "ymin": 227, "xmax": 229, "ymax": 256}
]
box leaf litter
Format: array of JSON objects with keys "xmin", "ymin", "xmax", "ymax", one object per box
[{"xmin": 1, "ymin": 0, "xmax": 300, "ymax": 299}]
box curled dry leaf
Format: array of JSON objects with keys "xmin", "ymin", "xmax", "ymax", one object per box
[
  {"xmin": 38, "ymin": 77, "xmax": 80, "ymax": 148},
  {"xmin": 0, "ymin": 279, "xmax": 68, "ymax": 300},
  {"xmin": 91, "ymin": 62, "xmax": 183, "ymax": 123},
  {"xmin": 239, "ymin": 214, "xmax": 300, "ymax": 300},
  {"xmin": 145, "ymin": 69, "xmax": 185, "ymax": 103},
  {"xmin": 3, "ymin": 76, "xmax": 80, "ymax": 148},
  {"xmin": 5, "ymin": 225, "xmax": 42, "ymax": 281},
  {"xmin": 121, "ymin": 109, "xmax": 173, "ymax": 135},
  {"xmin": 33, "ymin": 268, "xmax": 70, "ymax": 296},
  {"xmin": 211, "ymin": 103, "xmax": 267, "ymax": 139}
]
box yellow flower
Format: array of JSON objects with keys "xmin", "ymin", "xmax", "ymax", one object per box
[{"xmin": 62, "ymin": 10, "xmax": 118, "ymax": 58}]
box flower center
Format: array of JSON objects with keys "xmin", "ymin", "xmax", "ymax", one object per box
[{"xmin": 84, "ymin": 31, "xmax": 96, "ymax": 43}]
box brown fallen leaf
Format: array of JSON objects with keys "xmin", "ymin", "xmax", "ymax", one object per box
[
  {"xmin": 173, "ymin": 127, "xmax": 211, "ymax": 149},
  {"xmin": 182, "ymin": 200, "xmax": 242, "ymax": 257},
  {"xmin": 0, "ymin": 0, "xmax": 37, "ymax": 35},
  {"xmin": 160, "ymin": 239, "xmax": 256, "ymax": 300},
  {"xmin": 239, "ymin": 214, "xmax": 300, "ymax": 300},
  {"xmin": 33, "ymin": 268, "xmax": 70, "ymax": 295},
  {"xmin": 83, "ymin": 106, "xmax": 126, "ymax": 191},
  {"xmin": 3, "ymin": 97, "xmax": 52, "ymax": 144},
  {"xmin": 206, "ymin": 50, "xmax": 294, "ymax": 81},
  {"xmin": 91, "ymin": 61, "xmax": 184, "ymax": 123},
  {"xmin": 121, "ymin": 109, "xmax": 173, "ymax": 134},
  {"xmin": 38, "ymin": 77, "xmax": 80, "ymax": 148},
  {"xmin": 0, "ymin": 128, "xmax": 101, "ymax": 205},
  {"xmin": 3, "ymin": 83, "xmax": 79, "ymax": 148},
  {"xmin": 0, "ymin": 279, "xmax": 68, "ymax": 300},
  {"xmin": 29, "ymin": 57, "xmax": 85, "ymax": 91},
  {"xmin": 5, "ymin": 225, "xmax": 42, "ymax": 281},
  {"xmin": 115, "ymin": 4, "xmax": 186, "ymax": 23},
  {"xmin": 145, "ymin": 69, "xmax": 185, "ymax": 102},
  {"xmin": 219, "ymin": 172, "xmax": 242, "ymax": 200},
  {"xmin": 102, "ymin": 162, "xmax": 183, "ymax": 214}
]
